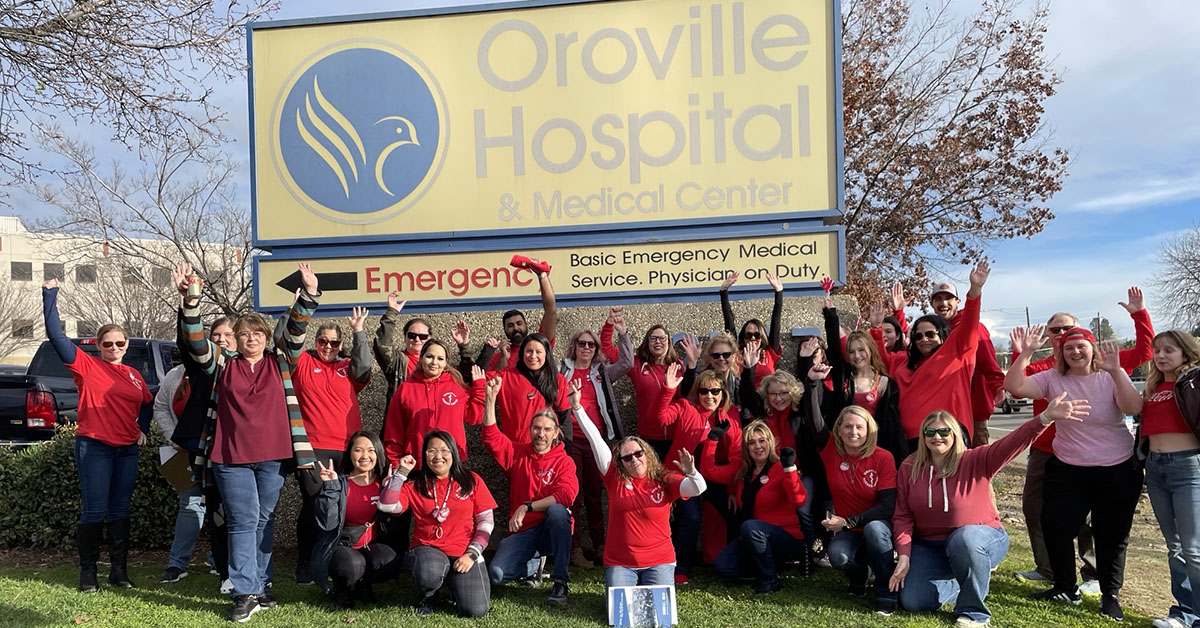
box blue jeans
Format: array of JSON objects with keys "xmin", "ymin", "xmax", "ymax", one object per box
[
  {"xmin": 489, "ymin": 504, "xmax": 573, "ymax": 584},
  {"xmin": 828, "ymin": 520, "xmax": 896, "ymax": 601},
  {"xmin": 213, "ymin": 460, "xmax": 288, "ymax": 597},
  {"xmin": 900, "ymin": 525, "xmax": 1009, "ymax": 622},
  {"xmin": 74, "ymin": 436, "xmax": 139, "ymax": 524},
  {"xmin": 714, "ymin": 519, "xmax": 803, "ymax": 586},
  {"xmin": 605, "ymin": 564, "xmax": 674, "ymax": 587},
  {"xmin": 670, "ymin": 496, "xmax": 702, "ymax": 576},
  {"xmin": 167, "ymin": 484, "xmax": 206, "ymax": 570},
  {"xmin": 1146, "ymin": 450, "xmax": 1200, "ymax": 628}
]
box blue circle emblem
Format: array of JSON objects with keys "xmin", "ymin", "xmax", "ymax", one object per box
[{"xmin": 274, "ymin": 45, "xmax": 443, "ymax": 219}]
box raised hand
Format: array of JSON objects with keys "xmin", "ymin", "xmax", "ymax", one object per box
[
  {"xmin": 820, "ymin": 276, "xmax": 834, "ymax": 295},
  {"xmin": 707, "ymin": 418, "xmax": 731, "ymax": 442},
  {"xmin": 452, "ymin": 320, "xmax": 470, "ymax": 346},
  {"xmin": 891, "ymin": 280, "xmax": 908, "ymax": 311},
  {"xmin": 612, "ymin": 311, "xmax": 627, "ymax": 334},
  {"xmin": 485, "ymin": 337, "xmax": 500, "ymax": 349},
  {"xmin": 42, "ymin": 278, "xmax": 60, "ymax": 290},
  {"xmin": 799, "ymin": 337, "xmax": 820, "ymax": 358},
  {"xmin": 680, "ymin": 333, "xmax": 700, "ymax": 368},
  {"xmin": 808, "ymin": 363, "xmax": 832, "ymax": 382},
  {"xmin": 607, "ymin": 306, "xmax": 623, "ymax": 325},
  {"xmin": 397, "ymin": 455, "xmax": 416, "ymax": 477},
  {"xmin": 484, "ymin": 376, "xmax": 502, "ymax": 403},
  {"xmin": 779, "ymin": 447, "xmax": 797, "ymax": 468},
  {"xmin": 568, "ymin": 377, "xmax": 583, "ymax": 408},
  {"xmin": 471, "ymin": 365, "xmax": 486, "ymax": 383},
  {"xmin": 1042, "ymin": 391, "xmax": 1090, "ymax": 423},
  {"xmin": 674, "ymin": 448, "xmax": 696, "ymax": 475},
  {"xmin": 170, "ymin": 262, "xmax": 192, "ymax": 296},
  {"xmin": 968, "ymin": 259, "xmax": 991, "ymax": 290},
  {"xmin": 719, "ymin": 271, "xmax": 740, "ymax": 291},
  {"xmin": 347, "ymin": 307, "xmax": 368, "ymax": 333},
  {"xmin": 1096, "ymin": 340, "xmax": 1122, "ymax": 372},
  {"xmin": 766, "ymin": 272, "xmax": 783, "ymax": 292},
  {"xmin": 1010, "ymin": 324, "xmax": 1047, "ymax": 357},
  {"xmin": 868, "ymin": 302, "xmax": 886, "ymax": 328},
  {"xmin": 665, "ymin": 363, "xmax": 683, "ymax": 390},
  {"xmin": 741, "ymin": 342, "xmax": 761, "ymax": 369},
  {"xmin": 387, "ymin": 292, "xmax": 405, "ymax": 313},
  {"xmin": 298, "ymin": 262, "xmax": 319, "ymax": 295},
  {"xmin": 317, "ymin": 458, "xmax": 337, "ymax": 482},
  {"xmin": 1118, "ymin": 286, "xmax": 1145, "ymax": 314}
]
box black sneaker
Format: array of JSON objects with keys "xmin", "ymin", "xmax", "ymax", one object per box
[
  {"xmin": 415, "ymin": 595, "xmax": 435, "ymax": 616},
  {"xmin": 228, "ymin": 595, "xmax": 261, "ymax": 623},
  {"xmin": 160, "ymin": 566, "xmax": 188, "ymax": 583},
  {"xmin": 1030, "ymin": 587, "xmax": 1082, "ymax": 605},
  {"xmin": 848, "ymin": 581, "xmax": 867, "ymax": 597},
  {"xmin": 1101, "ymin": 595, "xmax": 1124, "ymax": 622},
  {"xmin": 875, "ymin": 598, "xmax": 898, "ymax": 616},
  {"xmin": 295, "ymin": 564, "xmax": 313, "ymax": 585},
  {"xmin": 753, "ymin": 579, "xmax": 782, "ymax": 595},
  {"xmin": 547, "ymin": 580, "xmax": 569, "ymax": 607},
  {"xmin": 257, "ymin": 594, "xmax": 277, "ymax": 610}
]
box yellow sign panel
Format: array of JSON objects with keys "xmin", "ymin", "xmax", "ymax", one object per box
[
  {"xmin": 250, "ymin": 0, "xmax": 840, "ymax": 245},
  {"xmin": 256, "ymin": 230, "xmax": 841, "ymax": 310}
]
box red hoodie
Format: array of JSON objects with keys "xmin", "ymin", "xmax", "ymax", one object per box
[
  {"xmin": 875, "ymin": 295, "xmax": 981, "ymax": 439},
  {"xmin": 653, "ymin": 385, "xmax": 742, "ymax": 471},
  {"xmin": 1018, "ymin": 308, "xmax": 1154, "ymax": 453},
  {"xmin": 893, "ymin": 416, "xmax": 1046, "ymax": 557},
  {"xmin": 383, "ymin": 370, "xmax": 485, "ymax": 469},
  {"xmin": 947, "ymin": 309, "xmax": 1005, "ymax": 427},
  {"xmin": 482, "ymin": 423, "xmax": 579, "ymax": 532},
  {"xmin": 699, "ymin": 439, "xmax": 807, "ymax": 539}
]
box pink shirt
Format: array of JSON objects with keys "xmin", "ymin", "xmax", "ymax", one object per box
[{"xmin": 1030, "ymin": 368, "xmax": 1134, "ymax": 467}]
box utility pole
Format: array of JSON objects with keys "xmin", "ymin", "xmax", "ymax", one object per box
[{"xmin": 1025, "ymin": 306, "xmax": 1030, "ymax": 328}]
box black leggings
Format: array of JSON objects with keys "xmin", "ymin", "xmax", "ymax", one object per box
[
  {"xmin": 330, "ymin": 542, "xmax": 398, "ymax": 591},
  {"xmin": 1042, "ymin": 454, "xmax": 1143, "ymax": 596}
]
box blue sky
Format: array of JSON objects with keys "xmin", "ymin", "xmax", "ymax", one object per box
[{"xmin": 13, "ymin": 0, "xmax": 1199, "ymax": 341}]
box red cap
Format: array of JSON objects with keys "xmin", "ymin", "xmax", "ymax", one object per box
[{"xmin": 1056, "ymin": 327, "xmax": 1096, "ymax": 349}]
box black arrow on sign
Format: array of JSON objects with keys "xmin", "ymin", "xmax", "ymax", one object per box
[{"xmin": 275, "ymin": 270, "xmax": 358, "ymax": 293}]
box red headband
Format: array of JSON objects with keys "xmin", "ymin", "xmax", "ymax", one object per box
[{"xmin": 1056, "ymin": 327, "xmax": 1096, "ymax": 349}]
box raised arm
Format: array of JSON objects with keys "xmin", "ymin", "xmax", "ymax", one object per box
[
  {"xmin": 739, "ymin": 363, "xmax": 766, "ymax": 416},
  {"xmin": 1118, "ymin": 287, "xmax": 1154, "ymax": 373},
  {"xmin": 347, "ymin": 307, "xmax": 371, "ymax": 385},
  {"xmin": 275, "ymin": 263, "xmax": 321, "ymax": 365},
  {"xmin": 40, "ymin": 281, "xmax": 77, "ymax": 364},
  {"xmin": 1005, "ymin": 325, "xmax": 1049, "ymax": 400},
  {"xmin": 767, "ymin": 273, "xmax": 783, "ymax": 353},
  {"xmin": 1098, "ymin": 341, "xmax": 1144, "ymax": 415},
  {"xmin": 982, "ymin": 393, "xmax": 1085, "ymax": 476},
  {"xmin": 537, "ymin": 269, "xmax": 557, "ymax": 343},
  {"xmin": 604, "ymin": 314, "xmax": 635, "ymax": 381},
  {"xmin": 598, "ymin": 309, "xmax": 620, "ymax": 364},
  {"xmin": 372, "ymin": 293, "xmax": 404, "ymax": 381},
  {"xmin": 698, "ymin": 424, "xmax": 738, "ymax": 485},
  {"xmin": 569, "ymin": 378, "xmax": 611, "ymax": 473},
  {"xmin": 173, "ymin": 263, "xmax": 219, "ymax": 375},
  {"xmin": 802, "ymin": 364, "xmax": 834, "ymax": 449},
  {"xmin": 719, "ymin": 271, "xmax": 739, "ymax": 334},
  {"xmin": 377, "ymin": 455, "xmax": 415, "ymax": 514},
  {"xmin": 480, "ymin": 375, "xmax": 515, "ymax": 469}
]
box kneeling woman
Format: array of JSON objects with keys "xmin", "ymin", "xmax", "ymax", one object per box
[
  {"xmin": 572, "ymin": 379, "xmax": 707, "ymax": 587},
  {"xmin": 378, "ymin": 431, "xmax": 496, "ymax": 618},
  {"xmin": 702, "ymin": 420, "xmax": 807, "ymax": 594},
  {"xmin": 889, "ymin": 396, "xmax": 1084, "ymax": 627},
  {"xmin": 314, "ymin": 431, "xmax": 397, "ymax": 608}
]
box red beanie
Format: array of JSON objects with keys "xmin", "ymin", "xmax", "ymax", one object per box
[{"xmin": 1056, "ymin": 327, "xmax": 1096, "ymax": 349}]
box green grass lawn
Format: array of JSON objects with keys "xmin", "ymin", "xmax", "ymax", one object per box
[{"xmin": 0, "ymin": 541, "xmax": 1150, "ymax": 628}]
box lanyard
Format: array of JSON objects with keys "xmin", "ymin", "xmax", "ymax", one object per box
[{"xmin": 431, "ymin": 478, "xmax": 454, "ymax": 539}]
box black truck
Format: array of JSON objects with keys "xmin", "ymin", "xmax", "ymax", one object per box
[{"xmin": 0, "ymin": 338, "xmax": 179, "ymax": 447}]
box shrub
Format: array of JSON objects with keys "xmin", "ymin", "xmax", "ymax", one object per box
[{"xmin": 0, "ymin": 425, "xmax": 178, "ymax": 549}]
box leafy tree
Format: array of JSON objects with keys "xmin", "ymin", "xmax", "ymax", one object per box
[
  {"xmin": 1089, "ymin": 316, "xmax": 1115, "ymax": 342},
  {"xmin": 841, "ymin": 0, "xmax": 1068, "ymax": 304}
]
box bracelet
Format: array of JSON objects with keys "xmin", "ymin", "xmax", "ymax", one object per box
[{"xmin": 1038, "ymin": 412, "xmax": 1052, "ymax": 426}]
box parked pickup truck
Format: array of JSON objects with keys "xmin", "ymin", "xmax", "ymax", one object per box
[{"xmin": 0, "ymin": 338, "xmax": 179, "ymax": 447}]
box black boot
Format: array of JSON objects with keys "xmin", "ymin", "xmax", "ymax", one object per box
[
  {"xmin": 77, "ymin": 522, "xmax": 103, "ymax": 593},
  {"xmin": 107, "ymin": 518, "xmax": 134, "ymax": 588}
]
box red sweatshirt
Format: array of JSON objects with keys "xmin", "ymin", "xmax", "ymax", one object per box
[
  {"xmin": 492, "ymin": 369, "xmax": 571, "ymax": 445},
  {"xmin": 481, "ymin": 423, "xmax": 578, "ymax": 532},
  {"xmin": 1020, "ymin": 308, "xmax": 1154, "ymax": 453},
  {"xmin": 653, "ymin": 385, "xmax": 742, "ymax": 471},
  {"xmin": 293, "ymin": 352, "xmax": 367, "ymax": 451},
  {"xmin": 876, "ymin": 295, "xmax": 981, "ymax": 439},
  {"xmin": 947, "ymin": 310, "xmax": 1005, "ymax": 426},
  {"xmin": 383, "ymin": 371, "xmax": 485, "ymax": 469},
  {"xmin": 699, "ymin": 439, "xmax": 807, "ymax": 539},
  {"xmin": 893, "ymin": 416, "xmax": 1046, "ymax": 556}
]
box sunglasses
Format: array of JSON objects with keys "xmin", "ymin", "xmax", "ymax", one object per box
[
  {"xmin": 576, "ymin": 340, "xmax": 597, "ymax": 348},
  {"xmin": 316, "ymin": 338, "xmax": 342, "ymax": 348},
  {"xmin": 743, "ymin": 331, "xmax": 762, "ymax": 340},
  {"xmin": 407, "ymin": 332, "xmax": 430, "ymax": 341},
  {"xmin": 710, "ymin": 351, "xmax": 733, "ymax": 360},
  {"xmin": 698, "ymin": 387, "xmax": 723, "ymax": 397},
  {"xmin": 923, "ymin": 427, "xmax": 953, "ymax": 438},
  {"xmin": 913, "ymin": 330, "xmax": 940, "ymax": 341},
  {"xmin": 647, "ymin": 335, "xmax": 669, "ymax": 343},
  {"xmin": 101, "ymin": 340, "xmax": 127, "ymax": 349},
  {"xmin": 1047, "ymin": 326, "xmax": 1073, "ymax": 335},
  {"xmin": 619, "ymin": 449, "xmax": 645, "ymax": 463}
]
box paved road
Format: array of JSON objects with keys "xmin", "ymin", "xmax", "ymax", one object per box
[{"xmin": 983, "ymin": 407, "xmax": 1036, "ymax": 467}]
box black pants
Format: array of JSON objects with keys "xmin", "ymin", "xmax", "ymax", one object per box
[
  {"xmin": 1042, "ymin": 454, "xmax": 1143, "ymax": 596},
  {"xmin": 297, "ymin": 448, "xmax": 343, "ymax": 574},
  {"xmin": 405, "ymin": 545, "xmax": 490, "ymax": 618},
  {"xmin": 330, "ymin": 542, "xmax": 398, "ymax": 592}
]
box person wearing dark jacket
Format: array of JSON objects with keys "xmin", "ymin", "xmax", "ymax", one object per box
[
  {"xmin": 719, "ymin": 271, "xmax": 784, "ymax": 386},
  {"xmin": 372, "ymin": 292, "xmax": 483, "ymax": 410},
  {"xmin": 313, "ymin": 431, "xmax": 397, "ymax": 608}
]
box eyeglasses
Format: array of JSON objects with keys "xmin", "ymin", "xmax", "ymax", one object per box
[
  {"xmin": 425, "ymin": 447, "xmax": 453, "ymax": 456},
  {"xmin": 768, "ymin": 391, "xmax": 791, "ymax": 398},
  {"xmin": 647, "ymin": 335, "xmax": 669, "ymax": 343},
  {"xmin": 1047, "ymin": 326, "xmax": 1073, "ymax": 335},
  {"xmin": 743, "ymin": 332, "xmax": 761, "ymax": 340},
  {"xmin": 576, "ymin": 340, "xmax": 596, "ymax": 348},
  {"xmin": 710, "ymin": 352, "xmax": 732, "ymax": 360},
  {"xmin": 101, "ymin": 340, "xmax": 127, "ymax": 349},
  {"xmin": 922, "ymin": 427, "xmax": 953, "ymax": 438},
  {"xmin": 619, "ymin": 450, "xmax": 645, "ymax": 463},
  {"xmin": 913, "ymin": 330, "xmax": 940, "ymax": 341},
  {"xmin": 236, "ymin": 331, "xmax": 266, "ymax": 340},
  {"xmin": 316, "ymin": 338, "xmax": 342, "ymax": 348},
  {"xmin": 698, "ymin": 387, "xmax": 723, "ymax": 397},
  {"xmin": 407, "ymin": 332, "xmax": 430, "ymax": 341}
]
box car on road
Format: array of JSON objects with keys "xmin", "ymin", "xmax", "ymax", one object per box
[{"xmin": 995, "ymin": 391, "xmax": 1032, "ymax": 414}]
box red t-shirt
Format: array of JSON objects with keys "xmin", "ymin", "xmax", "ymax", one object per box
[
  {"xmin": 214, "ymin": 357, "xmax": 292, "ymax": 464},
  {"xmin": 345, "ymin": 479, "xmax": 381, "ymax": 549},
  {"xmin": 403, "ymin": 349, "xmax": 420, "ymax": 379},
  {"xmin": 398, "ymin": 473, "xmax": 497, "ymax": 556},
  {"xmin": 383, "ymin": 371, "xmax": 485, "ymax": 469},
  {"xmin": 752, "ymin": 347, "xmax": 780, "ymax": 386},
  {"xmin": 603, "ymin": 466, "xmax": 686, "ymax": 568},
  {"xmin": 1143, "ymin": 382, "xmax": 1190, "ymax": 436},
  {"xmin": 853, "ymin": 387, "xmax": 881, "ymax": 418},
  {"xmin": 819, "ymin": 440, "xmax": 896, "ymax": 529},
  {"xmin": 492, "ymin": 369, "xmax": 571, "ymax": 445},
  {"xmin": 68, "ymin": 350, "xmax": 153, "ymax": 447},
  {"xmin": 293, "ymin": 352, "xmax": 366, "ymax": 451},
  {"xmin": 629, "ymin": 359, "xmax": 679, "ymax": 441},
  {"xmin": 570, "ymin": 368, "xmax": 603, "ymax": 432}
]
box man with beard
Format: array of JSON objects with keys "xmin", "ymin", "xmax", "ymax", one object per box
[
  {"xmin": 490, "ymin": 258, "xmax": 557, "ymax": 370},
  {"xmin": 929, "ymin": 281, "xmax": 1005, "ymax": 446}
]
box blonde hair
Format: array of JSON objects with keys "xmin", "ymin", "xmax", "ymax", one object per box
[
  {"xmin": 844, "ymin": 331, "xmax": 889, "ymax": 377},
  {"xmin": 95, "ymin": 324, "xmax": 128, "ymax": 344},
  {"xmin": 907, "ymin": 411, "xmax": 967, "ymax": 483},
  {"xmin": 832, "ymin": 406, "xmax": 879, "ymax": 458},
  {"xmin": 1145, "ymin": 331, "xmax": 1200, "ymax": 399},
  {"xmin": 689, "ymin": 369, "xmax": 733, "ymax": 412},
  {"xmin": 1054, "ymin": 332, "xmax": 1100, "ymax": 375},
  {"xmin": 757, "ymin": 370, "xmax": 802, "ymax": 411},
  {"xmin": 701, "ymin": 331, "xmax": 741, "ymax": 372},
  {"xmin": 736, "ymin": 420, "xmax": 780, "ymax": 481}
]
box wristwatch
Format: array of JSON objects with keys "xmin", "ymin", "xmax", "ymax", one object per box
[{"xmin": 523, "ymin": 500, "xmax": 534, "ymax": 512}]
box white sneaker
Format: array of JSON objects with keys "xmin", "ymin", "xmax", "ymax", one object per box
[
  {"xmin": 1152, "ymin": 617, "xmax": 1188, "ymax": 628},
  {"xmin": 1014, "ymin": 570, "xmax": 1049, "ymax": 582},
  {"xmin": 220, "ymin": 578, "xmax": 234, "ymax": 594},
  {"xmin": 1079, "ymin": 579, "xmax": 1101, "ymax": 595},
  {"xmin": 955, "ymin": 616, "xmax": 991, "ymax": 628}
]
